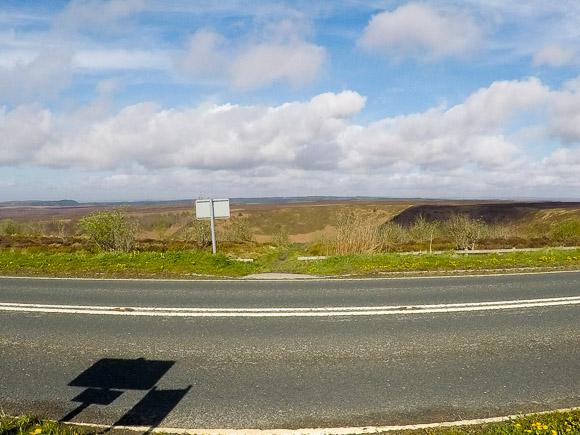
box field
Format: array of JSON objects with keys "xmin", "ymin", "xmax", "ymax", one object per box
[
  {"xmin": 0, "ymin": 200, "xmax": 580, "ymax": 243},
  {"xmin": 1, "ymin": 198, "xmax": 579, "ymax": 277},
  {"xmin": 0, "ymin": 199, "xmax": 414, "ymax": 243},
  {"xmin": 1, "ymin": 198, "xmax": 580, "ymax": 247}
]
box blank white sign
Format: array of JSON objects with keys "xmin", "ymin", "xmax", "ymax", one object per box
[{"xmin": 195, "ymin": 199, "xmax": 230, "ymax": 220}]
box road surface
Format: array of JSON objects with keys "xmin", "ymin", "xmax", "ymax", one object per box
[{"xmin": 1, "ymin": 272, "xmax": 579, "ymax": 431}]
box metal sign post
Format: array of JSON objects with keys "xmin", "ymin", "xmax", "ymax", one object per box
[
  {"xmin": 195, "ymin": 199, "xmax": 230, "ymax": 254},
  {"xmin": 209, "ymin": 199, "xmax": 216, "ymax": 254}
]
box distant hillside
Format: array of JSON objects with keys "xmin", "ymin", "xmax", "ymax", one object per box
[
  {"xmin": 391, "ymin": 202, "xmax": 580, "ymax": 225},
  {"xmin": 0, "ymin": 200, "xmax": 79, "ymax": 207},
  {"xmin": 231, "ymin": 196, "xmax": 397, "ymax": 204},
  {"xmin": 94, "ymin": 196, "xmax": 399, "ymax": 205},
  {"xmin": 0, "ymin": 196, "xmax": 397, "ymax": 207}
]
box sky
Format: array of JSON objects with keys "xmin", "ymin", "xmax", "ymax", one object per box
[{"xmin": 1, "ymin": 0, "xmax": 580, "ymax": 202}]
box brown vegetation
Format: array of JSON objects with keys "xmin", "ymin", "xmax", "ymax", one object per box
[{"xmin": 1, "ymin": 199, "xmax": 579, "ymax": 254}]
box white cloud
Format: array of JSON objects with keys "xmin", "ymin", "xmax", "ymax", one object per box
[
  {"xmin": 445, "ymin": 78, "xmax": 550, "ymax": 131},
  {"xmin": 0, "ymin": 48, "xmax": 73, "ymax": 103},
  {"xmin": 176, "ymin": 30, "xmax": 228, "ymax": 80},
  {"xmin": 33, "ymin": 91, "xmax": 365, "ymax": 170},
  {"xmin": 548, "ymin": 85, "xmax": 580, "ymax": 144},
  {"xmin": 53, "ymin": 0, "xmax": 145, "ymax": 35},
  {"xmin": 542, "ymin": 148, "xmax": 580, "ymax": 171},
  {"xmin": 175, "ymin": 23, "xmax": 326, "ymax": 89},
  {"xmin": 73, "ymin": 49, "xmax": 170, "ymax": 71},
  {"xmin": 0, "ymin": 105, "xmax": 53, "ymax": 165},
  {"xmin": 534, "ymin": 44, "xmax": 578, "ymax": 67},
  {"xmin": 230, "ymin": 42, "xmax": 325, "ymax": 88},
  {"xmin": 339, "ymin": 78, "xmax": 549, "ymax": 171},
  {"xmin": 3, "ymin": 77, "xmax": 580, "ymax": 199},
  {"xmin": 358, "ymin": 3, "xmax": 483, "ymax": 60}
]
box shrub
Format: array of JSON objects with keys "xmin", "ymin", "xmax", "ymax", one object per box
[
  {"xmin": 379, "ymin": 221, "xmax": 409, "ymax": 246},
  {"xmin": 53, "ymin": 219, "xmax": 69, "ymax": 242},
  {"xmin": 187, "ymin": 220, "xmax": 212, "ymax": 249},
  {"xmin": 78, "ymin": 207, "xmax": 140, "ymax": 253},
  {"xmin": 408, "ymin": 216, "xmax": 441, "ymax": 252},
  {"xmin": 223, "ymin": 219, "xmax": 254, "ymax": 242},
  {"xmin": 306, "ymin": 242, "xmax": 326, "ymax": 256},
  {"xmin": 271, "ymin": 226, "xmax": 290, "ymax": 247},
  {"xmin": 0, "ymin": 219, "xmax": 26, "ymax": 236},
  {"xmin": 331, "ymin": 209, "xmax": 383, "ymax": 254},
  {"xmin": 443, "ymin": 214, "xmax": 488, "ymax": 250}
]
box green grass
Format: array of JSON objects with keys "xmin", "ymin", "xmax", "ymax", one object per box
[
  {"xmin": 380, "ymin": 409, "xmax": 580, "ymax": 434},
  {"xmin": 0, "ymin": 416, "xmax": 83, "ymax": 435},
  {"xmin": 2, "ymin": 409, "xmax": 579, "ymax": 434},
  {"xmin": 0, "ymin": 247, "xmax": 578, "ymax": 279},
  {"xmin": 290, "ymin": 248, "xmax": 580, "ymax": 277},
  {"xmin": 0, "ymin": 250, "xmax": 259, "ymax": 278}
]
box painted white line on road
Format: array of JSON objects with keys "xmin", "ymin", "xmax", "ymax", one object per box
[
  {"xmin": 65, "ymin": 406, "xmax": 580, "ymax": 435},
  {"xmin": 1, "ymin": 296, "xmax": 580, "ymax": 317}
]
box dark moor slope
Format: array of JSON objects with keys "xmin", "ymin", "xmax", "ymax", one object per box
[{"xmin": 391, "ymin": 202, "xmax": 580, "ymax": 225}]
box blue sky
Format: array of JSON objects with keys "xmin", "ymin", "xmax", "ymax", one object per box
[{"xmin": 1, "ymin": 0, "xmax": 579, "ymax": 201}]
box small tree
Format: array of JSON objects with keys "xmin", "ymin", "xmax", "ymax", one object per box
[
  {"xmin": 379, "ymin": 221, "xmax": 409, "ymax": 247},
  {"xmin": 54, "ymin": 219, "xmax": 69, "ymax": 243},
  {"xmin": 443, "ymin": 214, "xmax": 488, "ymax": 250},
  {"xmin": 223, "ymin": 219, "xmax": 254, "ymax": 242},
  {"xmin": 0, "ymin": 219, "xmax": 25, "ymax": 236},
  {"xmin": 332, "ymin": 209, "xmax": 382, "ymax": 254},
  {"xmin": 409, "ymin": 215, "xmax": 441, "ymax": 253},
  {"xmin": 271, "ymin": 225, "xmax": 290, "ymax": 247},
  {"xmin": 187, "ymin": 219, "xmax": 212, "ymax": 249},
  {"xmin": 78, "ymin": 207, "xmax": 140, "ymax": 252}
]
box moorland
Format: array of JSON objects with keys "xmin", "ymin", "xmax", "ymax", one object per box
[{"xmin": 1, "ymin": 198, "xmax": 579, "ymax": 277}]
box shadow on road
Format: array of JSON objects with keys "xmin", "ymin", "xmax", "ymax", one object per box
[{"xmin": 61, "ymin": 358, "xmax": 191, "ymax": 432}]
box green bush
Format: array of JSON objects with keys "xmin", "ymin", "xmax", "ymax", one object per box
[
  {"xmin": 443, "ymin": 214, "xmax": 488, "ymax": 250},
  {"xmin": 0, "ymin": 219, "xmax": 26, "ymax": 236},
  {"xmin": 379, "ymin": 221, "xmax": 409, "ymax": 246},
  {"xmin": 223, "ymin": 218, "xmax": 254, "ymax": 242},
  {"xmin": 78, "ymin": 207, "xmax": 140, "ymax": 253},
  {"xmin": 271, "ymin": 225, "xmax": 290, "ymax": 247},
  {"xmin": 187, "ymin": 220, "xmax": 212, "ymax": 249}
]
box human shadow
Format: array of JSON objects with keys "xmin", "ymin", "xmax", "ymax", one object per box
[{"xmin": 61, "ymin": 357, "xmax": 191, "ymax": 432}]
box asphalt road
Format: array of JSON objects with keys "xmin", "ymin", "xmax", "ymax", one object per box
[{"xmin": 1, "ymin": 272, "xmax": 579, "ymax": 430}]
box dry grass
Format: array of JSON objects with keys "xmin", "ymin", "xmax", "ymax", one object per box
[{"xmin": 1, "ymin": 200, "xmax": 580, "ymax": 253}]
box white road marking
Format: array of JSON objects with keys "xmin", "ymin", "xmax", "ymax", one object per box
[{"xmin": 1, "ymin": 296, "xmax": 579, "ymax": 317}]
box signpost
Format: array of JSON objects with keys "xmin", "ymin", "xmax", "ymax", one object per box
[{"xmin": 195, "ymin": 198, "xmax": 230, "ymax": 254}]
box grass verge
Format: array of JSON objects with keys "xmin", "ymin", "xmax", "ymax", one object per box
[
  {"xmin": 1, "ymin": 409, "xmax": 580, "ymax": 434},
  {"xmin": 0, "ymin": 250, "xmax": 260, "ymax": 279},
  {"xmin": 381, "ymin": 409, "xmax": 580, "ymax": 434},
  {"xmin": 289, "ymin": 248, "xmax": 580, "ymax": 277},
  {"xmin": 0, "ymin": 416, "xmax": 82, "ymax": 435},
  {"xmin": 0, "ymin": 247, "xmax": 578, "ymax": 279}
]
